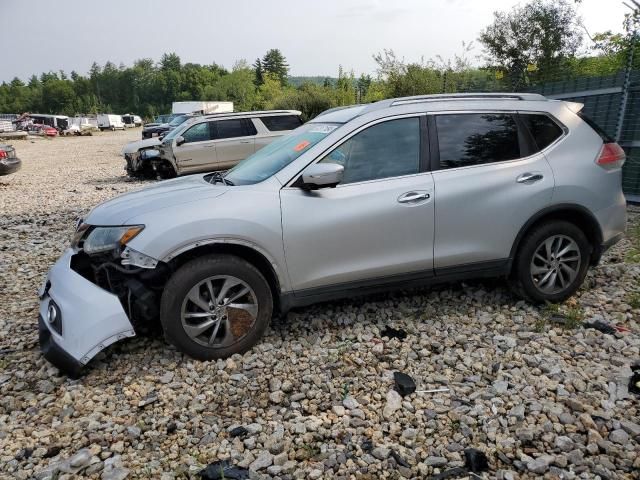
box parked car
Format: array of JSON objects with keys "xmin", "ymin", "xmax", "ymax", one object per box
[
  {"xmin": 38, "ymin": 93, "xmax": 627, "ymax": 375},
  {"xmin": 30, "ymin": 114, "xmax": 69, "ymax": 133},
  {"xmin": 0, "ymin": 144, "xmax": 21, "ymax": 175},
  {"xmin": 153, "ymin": 110, "xmax": 303, "ymax": 178},
  {"xmin": 28, "ymin": 124, "xmax": 58, "ymax": 137},
  {"xmin": 144, "ymin": 114, "xmax": 177, "ymax": 129},
  {"xmin": 141, "ymin": 113, "xmax": 194, "ymax": 139},
  {"xmin": 122, "ymin": 114, "xmax": 143, "ymax": 128},
  {"xmin": 97, "ymin": 114, "xmax": 125, "ymax": 131}
]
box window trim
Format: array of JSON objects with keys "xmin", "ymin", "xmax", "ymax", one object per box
[
  {"xmin": 517, "ymin": 111, "xmax": 568, "ymax": 154},
  {"xmin": 283, "ymin": 113, "xmax": 430, "ymax": 188},
  {"xmin": 180, "ymin": 121, "xmax": 214, "ymax": 145},
  {"xmin": 430, "ymin": 110, "xmax": 538, "ymax": 173}
]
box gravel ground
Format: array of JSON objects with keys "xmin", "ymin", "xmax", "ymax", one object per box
[{"xmin": 0, "ymin": 130, "xmax": 639, "ymax": 480}]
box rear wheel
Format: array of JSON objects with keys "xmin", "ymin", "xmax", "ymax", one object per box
[
  {"xmin": 512, "ymin": 221, "xmax": 591, "ymax": 303},
  {"xmin": 160, "ymin": 255, "xmax": 273, "ymax": 360}
]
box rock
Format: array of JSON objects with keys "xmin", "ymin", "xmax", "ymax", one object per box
[
  {"xmin": 425, "ymin": 456, "xmax": 447, "ymax": 466},
  {"xmin": 332, "ymin": 405, "xmax": 346, "ymax": 416},
  {"xmin": 102, "ymin": 456, "xmax": 129, "ymax": 480},
  {"xmin": 269, "ymin": 390, "xmax": 285, "ymax": 404},
  {"xmin": 401, "ymin": 428, "xmax": 417, "ymax": 441},
  {"xmin": 383, "ymin": 390, "xmax": 403, "ymax": 419},
  {"xmin": 393, "ymin": 371, "xmax": 416, "ymax": 397},
  {"xmin": 609, "ymin": 429, "xmax": 629, "ymax": 444},
  {"xmin": 126, "ymin": 426, "xmax": 141, "ymax": 438},
  {"xmin": 309, "ymin": 469, "xmax": 323, "ymax": 479},
  {"xmin": 342, "ymin": 396, "xmax": 359, "ymax": 410},
  {"xmin": 110, "ymin": 442, "xmax": 124, "ymax": 454},
  {"xmin": 159, "ymin": 371, "xmax": 174, "ymax": 384},
  {"xmin": 372, "ymin": 446, "xmax": 390, "ymax": 460},
  {"xmin": 516, "ymin": 428, "xmax": 535, "ymax": 443},
  {"xmin": 273, "ymin": 452, "xmax": 288, "ymax": 466},
  {"xmin": 249, "ymin": 451, "xmax": 273, "ymax": 471},
  {"xmin": 527, "ymin": 455, "xmax": 554, "ymax": 474},
  {"xmin": 554, "ymin": 436, "xmax": 574, "ymax": 452},
  {"xmin": 620, "ymin": 420, "xmax": 640, "ymax": 437},
  {"xmin": 493, "ymin": 380, "xmax": 509, "ymax": 394},
  {"xmin": 509, "ymin": 404, "xmax": 525, "ymax": 420}
]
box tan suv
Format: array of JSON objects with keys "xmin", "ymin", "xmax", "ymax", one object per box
[{"xmin": 154, "ymin": 110, "xmax": 302, "ymax": 178}]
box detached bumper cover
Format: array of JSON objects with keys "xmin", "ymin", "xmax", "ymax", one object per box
[
  {"xmin": 0, "ymin": 157, "xmax": 21, "ymax": 176},
  {"xmin": 38, "ymin": 249, "xmax": 136, "ymax": 373}
]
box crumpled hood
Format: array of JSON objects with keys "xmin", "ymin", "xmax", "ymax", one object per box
[
  {"xmin": 121, "ymin": 137, "xmax": 162, "ymax": 155},
  {"xmin": 85, "ymin": 175, "xmax": 227, "ymax": 225}
]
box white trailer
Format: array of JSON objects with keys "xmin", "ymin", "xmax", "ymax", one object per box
[
  {"xmin": 171, "ymin": 101, "xmax": 233, "ymax": 115},
  {"xmin": 97, "ymin": 114, "xmax": 125, "ymax": 131}
]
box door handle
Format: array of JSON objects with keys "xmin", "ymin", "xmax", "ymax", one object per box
[
  {"xmin": 398, "ymin": 191, "xmax": 430, "ymax": 204},
  {"xmin": 516, "ymin": 172, "xmax": 544, "ymax": 184},
  {"xmin": 240, "ymin": 140, "xmax": 252, "ymax": 144}
]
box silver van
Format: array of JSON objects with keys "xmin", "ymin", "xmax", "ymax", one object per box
[{"xmin": 154, "ymin": 110, "xmax": 302, "ymax": 178}]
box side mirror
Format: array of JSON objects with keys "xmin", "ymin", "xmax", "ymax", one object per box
[
  {"xmin": 300, "ymin": 163, "xmax": 344, "ymax": 190},
  {"xmin": 175, "ymin": 135, "xmax": 185, "ymax": 146}
]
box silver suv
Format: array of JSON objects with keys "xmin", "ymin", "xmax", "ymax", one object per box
[
  {"xmin": 154, "ymin": 110, "xmax": 303, "ymax": 178},
  {"xmin": 39, "ymin": 93, "xmax": 626, "ymax": 375}
]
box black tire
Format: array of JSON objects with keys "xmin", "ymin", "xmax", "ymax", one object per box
[
  {"xmin": 511, "ymin": 221, "xmax": 591, "ymax": 303},
  {"xmin": 160, "ymin": 254, "xmax": 273, "ymax": 360}
]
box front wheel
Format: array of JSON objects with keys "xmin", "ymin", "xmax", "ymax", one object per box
[
  {"xmin": 511, "ymin": 221, "xmax": 591, "ymax": 303},
  {"xmin": 160, "ymin": 255, "xmax": 273, "ymax": 360}
]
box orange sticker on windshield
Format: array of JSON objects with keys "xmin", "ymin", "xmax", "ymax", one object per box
[{"xmin": 294, "ymin": 140, "xmax": 311, "ymax": 152}]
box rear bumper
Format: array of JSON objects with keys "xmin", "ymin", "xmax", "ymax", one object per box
[
  {"xmin": 0, "ymin": 157, "xmax": 21, "ymax": 176},
  {"xmin": 38, "ymin": 249, "xmax": 136, "ymax": 375}
]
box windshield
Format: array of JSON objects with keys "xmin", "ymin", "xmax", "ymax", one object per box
[
  {"xmin": 162, "ymin": 122, "xmax": 187, "ymax": 142},
  {"xmin": 169, "ymin": 115, "xmax": 190, "ymax": 127},
  {"xmin": 225, "ymin": 123, "xmax": 340, "ymax": 185}
]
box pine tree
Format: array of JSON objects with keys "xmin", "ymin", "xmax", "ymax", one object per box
[
  {"xmin": 261, "ymin": 49, "xmax": 289, "ymax": 86},
  {"xmin": 253, "ymin": 58, "xmax": 264, "ymax": 86}
]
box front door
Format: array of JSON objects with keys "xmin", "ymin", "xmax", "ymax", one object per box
[
  {"xmin": 173, "ymin": 121, "xmax": 216, "ymax": 174},
  {"xmin": 280, "ymin": 116, "xmax": 435, "ymax": 293}
]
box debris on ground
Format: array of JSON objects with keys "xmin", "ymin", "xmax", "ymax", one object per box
[
  {"xmin": 380, "ymin": 326, "xmax": 407, "ymax": 340},
  {"xmin": 393, "ymin": 371, "xmax": 416, "ymax": 397},
  {"xmin": 429, "ymin": 447, "xmax": 489, "ymax": 479},
  {"xmin": 229, "ymin": 426, "xmax": 248, "ymax": 438},
  {"xmin": 198, "ymin": 460, "xmax": 250, "ymax": 480},
  {"xmin": 630, "ymin": 364, "xmax": 640, "ymax": 395},
  {"xmin": 584, "ymin": 319, "xmax": 617, "ymax": 335}
]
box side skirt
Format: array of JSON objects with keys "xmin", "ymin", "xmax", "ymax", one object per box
[{"xmin": 280, "ymin": 259, "xmax": 510, "ymax": 312}]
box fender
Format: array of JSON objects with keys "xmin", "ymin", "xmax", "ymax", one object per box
[
  {"xmin": 161, "ymin": 236, "xmax": 290, "ymax": 293},
  {"xmin": 508, "ymin": 203, "xmax": 604, "ymax": 266}
]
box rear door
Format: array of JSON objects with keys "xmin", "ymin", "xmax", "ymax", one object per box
[
  {"xmin": 173, "ymin": 121, "xmax": 216, "ymax": 174},
  {"xmin": 430, "ymin": 112, "xmax": 555, "ymax": 272},
  {"xmin": 212, "ymin": 119, "xmax": 256, "ymax": 169}
]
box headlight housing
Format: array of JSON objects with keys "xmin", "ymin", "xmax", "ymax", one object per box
[{"xmin": 81, "ymin": 225, "xmax": 145, "ymax": 254}]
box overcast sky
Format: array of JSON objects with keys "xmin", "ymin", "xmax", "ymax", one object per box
[{"xmin": 0, "ymin": 0, "xmax": 629, "ymax": 82}]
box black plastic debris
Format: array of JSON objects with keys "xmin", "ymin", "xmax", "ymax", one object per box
[
  {"xmin": 429, "ymin": 448, "xmax": 489, "ymax": 479},
  {"xmin": 198, "ymin": 460, "xmax": 250, "ymax": 480},
  {"xmin": 361, "ymin": 438, "xmax": 373, "ymax": 453},
  {"xmin": 584, "ymin": 319, "xmax": 617, "ymax": 335},
  {"xmin": 229, "ymin": 426, "xmax": 248, "ymax": 438},
  {"xmin": 381, "ymin": 326, "xmax": 407, "ymax": 340},
  {"xmin": 464, "ymin": 448, "xmax": 489, "ymax": 473},
  {"xmin": 394, "ymin": 371, "xmax": 416, "ymax": 397},
  {"xmin": 630, "ymin": 364, "xmax": 640, "ymax": 395},
  {"xmin": 43, "ymin": 446, "xmax": 62, "ymax": 458},
  {"xmin": 167, "ymin": 422, "xmax": 177, "ymax": 434},
  {"xmin": 390, "ymin": 449, "xmax": 410, "ymax": 468}
]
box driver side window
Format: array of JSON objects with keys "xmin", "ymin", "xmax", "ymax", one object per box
[
  {"xmin": 182, "ymin": 122, "xmax": 211, "ymax": 144},
  {"xmin": 319, "ymin": 117, "xmax": 420, "ymax": 184}
]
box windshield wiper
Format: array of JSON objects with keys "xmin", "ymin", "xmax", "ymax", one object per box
[{"xmin": 209, "ymin": 172, "xmax": 234, "ymax": 186}]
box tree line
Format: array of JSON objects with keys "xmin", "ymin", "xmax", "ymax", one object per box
[{"xmin": 0, "ymin": 0, "xmax": 637, "ymax": 122}]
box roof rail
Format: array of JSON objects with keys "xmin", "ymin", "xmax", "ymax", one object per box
[
  {"xmin": 389, "ymin": 92, "xmax": 547, "ymax": 107},
  {"xmin": 202, "ymin": 109, "xmax": 301, "ymax": 119}
]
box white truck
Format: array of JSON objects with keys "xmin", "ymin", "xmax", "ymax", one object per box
[
  {"xmin": 171, "ymin": 101, "xmax": 233, "ymax": 115},
  {"xmin": 97, "ymin": 114, "xmax": 125, "ymax": 131}
]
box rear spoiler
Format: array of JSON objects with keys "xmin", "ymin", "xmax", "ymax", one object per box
[{"xmin": 564, "ymin": 101, "xmax": 584, "ymax": 113}]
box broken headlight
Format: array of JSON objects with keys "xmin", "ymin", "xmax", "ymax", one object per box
[{"xmin": 82, "ymin": 225, "xmax": 145, "ymax": 255}]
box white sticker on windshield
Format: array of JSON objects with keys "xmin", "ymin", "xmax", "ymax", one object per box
[{"xmin": 309, "ymin": 125, "xmax": 338, "ymax": 134}]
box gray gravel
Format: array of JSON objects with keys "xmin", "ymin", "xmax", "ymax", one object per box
[{"xmin": 0, "ymin": 130, "xmax": 639, "ymax": 479}]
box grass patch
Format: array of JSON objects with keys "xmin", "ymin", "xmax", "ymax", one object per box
[
  {"xmin": 627, "ymin": 292, "xmax": 640, "ymax": 309},
  {"xmin": 625, "ymin": 224, "xmax": 640, "ymax": 263},
  {"xmin": 535, "ymin": 302, "xmax": 584, "ymax": 331}
]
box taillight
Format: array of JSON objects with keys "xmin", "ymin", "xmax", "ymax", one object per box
[
  {"xmin": 596, "ymin": 143, "xmax": 625, "ymax": 169},
  {"xmin": 0, "ymin": 150, "xmax": 7, "ymax": 159}
]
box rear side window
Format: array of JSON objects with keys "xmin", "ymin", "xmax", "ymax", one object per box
[
  {"xmin": 436, "ymin": 113, "xmax": 520, "ymax": 169},
  {"xmin": 214, "ymin": 119, "xmax": 246, "ymax": 139},
  {"xmin": 260, "ymin": 115, "xmax": 303, "ymax": 131},
  {"xmin": 578, "ymin": 112, "xmax": 614, "ymax": 143},
  {"xmin": 244, "ymin": 119, "xmax": 258, "ymax": 136},
  {"xmin": 182, "ymin": 122, "xmax": 211, "ymax": 143},
  {"xmin": 520, "ymin": 114, "xmax": 564, "ymax": 151}
]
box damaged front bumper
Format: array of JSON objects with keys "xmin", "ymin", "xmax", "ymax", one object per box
[{"xmin": 38, "ymin": 249, "xmax": 136, "ymax": 375}]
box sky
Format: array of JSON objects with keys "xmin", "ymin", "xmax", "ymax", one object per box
[{"xmin": 0, "ymin": 0, "xmax": 630, "ymax": 82}]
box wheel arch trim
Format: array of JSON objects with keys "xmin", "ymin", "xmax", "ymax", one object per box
[{"xmin": 508, "ymin": 203, "xmax": 604, "ymax": 266}]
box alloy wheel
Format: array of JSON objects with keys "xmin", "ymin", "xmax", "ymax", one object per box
[
  {"xmin": 180, "ymin": 275, "xmax": 258, "ymax": 347},
  {"xmin": 530, "ymin": 234, "xmax": 581, "ymax": 295}
]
